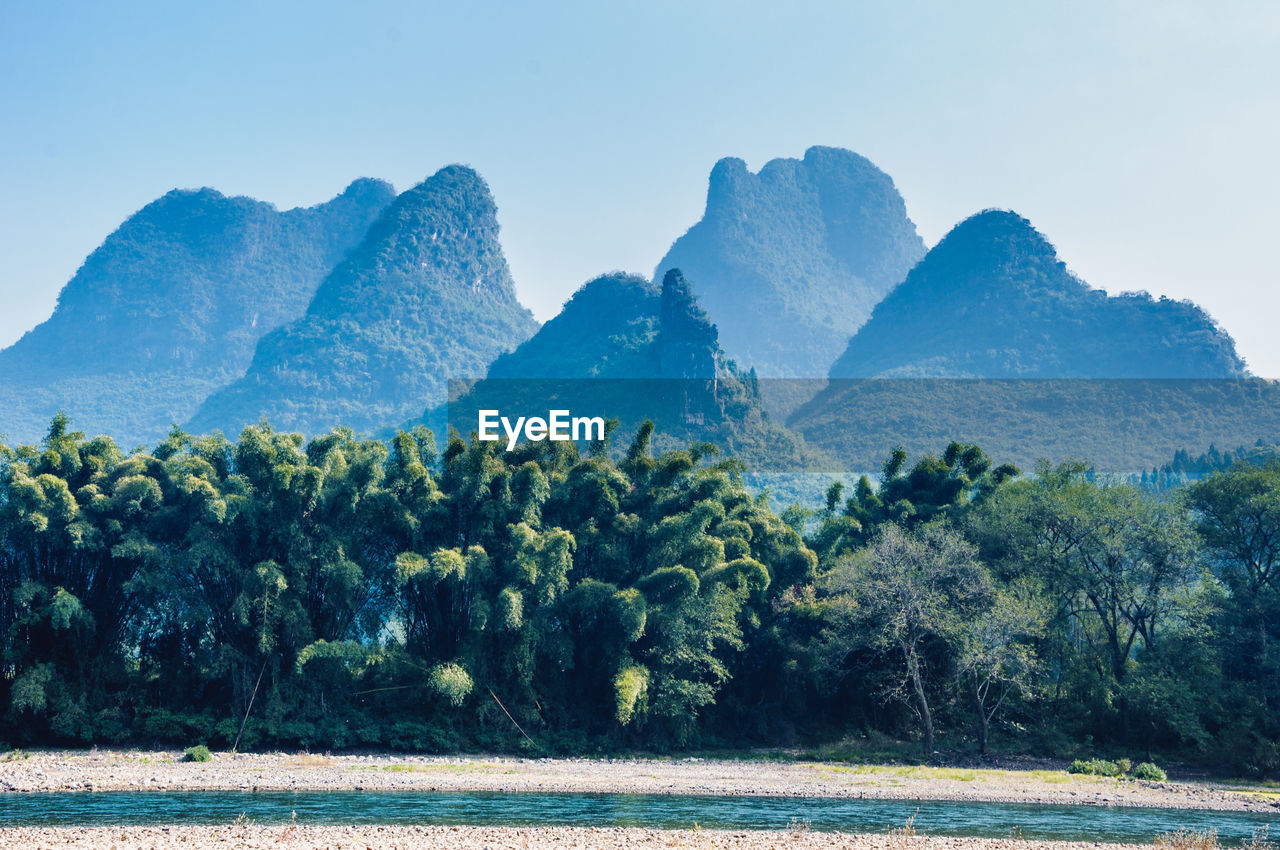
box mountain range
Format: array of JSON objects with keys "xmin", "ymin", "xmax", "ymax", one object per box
[{"xmin": 0, "ymin": 147, "xmax": 1265, "ymax": 471}]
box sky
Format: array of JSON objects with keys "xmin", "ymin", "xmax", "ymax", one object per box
[{"xmin": 2, "ymin": 1, "xmax": 1279, "ymax": 373}]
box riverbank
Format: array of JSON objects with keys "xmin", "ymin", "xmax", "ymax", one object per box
[
  {"xmin": 0, "ymin": 825, "xmax": 1156, "ymax": 849},
  {"xmin": 1, "ymin": 751, "xmax": 1276, "ymax": 813}
]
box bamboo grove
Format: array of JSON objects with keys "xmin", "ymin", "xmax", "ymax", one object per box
[{"xmin": 1, "ymin": 415, "xmax": 1278, "ymax": 775}]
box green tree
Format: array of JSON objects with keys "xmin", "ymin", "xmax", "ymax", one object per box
[
  {"xmin": 976, "ymin": 462, "xmax": 1200, "ymax": 740},
  {"xmin": 954, "ymin": 579, "xmax": 1047, "ymax": 753},
  {"xmin": 823, "ymin": 522, "xmax": 990, "ymax": 754}
]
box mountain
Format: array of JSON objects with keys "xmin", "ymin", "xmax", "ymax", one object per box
[
  {"xmin": 0, "ymin": 178, "xmax": 395, "ymax": 447},
  {"xmin": 482, "ymin": 272, "xmax": 662, "ymax": 380},
  {"xmin": 789, "ymin": 209, "xmax": 1258, "ymax": 472},
  {"xmin": 442, "ymin": 269, "xmax": 813, "ymax": 470},
  {"xmin": 188, "ymin": 165, "xmax": 539, "ymax": 438},
  {"xmin": 827, "ymin": 209, "xmax": 1247, "ymax": 378},
  {"xmin": 655, "ymin": 146, "xmax": 926, "ymax": 377}
]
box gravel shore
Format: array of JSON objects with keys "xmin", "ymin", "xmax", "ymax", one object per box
[
  {"xmin": 0, "ymin": 825, "xmax": 1154, "ymax": 850},
  {"xmin": 1, "ymin": 750, "xmax": 1275, "ymax": 814}
]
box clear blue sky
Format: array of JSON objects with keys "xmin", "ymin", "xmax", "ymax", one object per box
[{"xmin": 3, "ymin": 1, "xmax": 1278, "ymax": 373}]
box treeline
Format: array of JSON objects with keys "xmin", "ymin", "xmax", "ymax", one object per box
[
  {"xmin": 1138, "ymin": 439, "xmax": 1280, "ymax": 491},
  {"xmin": 1, "ymin": 416, "xmax": 1278, "ymax": 775}
]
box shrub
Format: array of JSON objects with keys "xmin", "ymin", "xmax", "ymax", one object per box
[
  {"xmin": 1068, "ymin": 758, "xmax": 1123, "ymax": 777},
  {"xmin": 1131, "ymin": 762, "xmax": 1168, "ymax": 781},
  {"xmin": 1116, "ymin": 757, "xmax": 1132, "ymax": 775},
  {"xmin": 182, "ymin": 745, "xmax": 212, "ymax": 763},
  {"xmin": 1155, "ymin": 828, "xmax": 1218, "ymax": 850}
]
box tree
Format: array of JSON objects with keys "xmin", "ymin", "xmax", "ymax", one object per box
[
  {"xmin": 976, "ymin": 462, "xmax": 1200, "ymax": 739},
  {"xmin": 811, "ymin": 442, "xmax": 1017, "ymax": 561},
  {"xmin": 954, "ymin": 579, "xmax": 1047, "ymax": 753},
  {"xmin": 1188, "ymin": 461, "xmax": 1280, "ymax": 595},
  {"xmin": 1186, "ymin": 461, "xmax": 1280, "ymax": 768},
  {"xmin": 824, "ymin": 522, "xmax": 990, "ymax": 754}
]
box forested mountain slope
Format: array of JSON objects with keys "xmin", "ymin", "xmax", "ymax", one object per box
[
  {"xmin": 188, "ymin": 166, "xmax": 538, "ymax": 438},
  {"xmin": 441, "ymin": 269, "xmax": 812, "ymax": 470},
  {"xmin": 827, "ymin": 209, "xmax": 1246, "ymax": 379},
  {"xmin": 0, "ymin": 179, "xmax": 395, "ymax": 446}
]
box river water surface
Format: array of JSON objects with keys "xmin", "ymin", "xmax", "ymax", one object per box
[{"xmin": 0, "ymin": 790, "xmax": 1275, "ymax": 844}]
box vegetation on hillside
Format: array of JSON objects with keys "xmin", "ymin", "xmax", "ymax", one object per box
[
  {"xmin": 187, "ymin": 166, "xmax": 538, "ymax": 438},
  {"xmin": 0, "ymin": 179, "xmax": 395, "ymax": 447},
  {"xmin": 828, "ymin": 210, "xmax": 1246, "ymax": 380},
  {"xmin": 438, "ymin": 270, "xmax": 815, "ymax": 472},
  {"xmin": 789, "ymin": 378, "xmax": 1280, "ymax": 471}
]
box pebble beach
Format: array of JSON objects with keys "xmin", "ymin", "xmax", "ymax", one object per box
[
  {"xmin": 0, "ymin": 825, "xmax": 1157, "ymax": 850},
  {"xmin": 0, "ymin": 751, "xmax": 1273, "ymax": 812}
]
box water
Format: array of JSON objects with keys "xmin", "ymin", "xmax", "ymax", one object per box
[{"xmin": 0, "ymin": 790, "xmax": 1275, "ymax": 843}]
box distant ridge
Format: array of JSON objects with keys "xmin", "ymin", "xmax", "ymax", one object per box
[
  {"xmin": 188, "ymin": 165, "xmax": 539, "ymax": 438},
  {"xmin": 828, "ymin": 209, "xmax": 1247, "ymax": 379},
  {"xmin": 0, "ymin": 178, "xmax": 395, "ymax": 447},
  {"xmin": 656, "ymin": 146, "xmax": 925, "ymax": 377}
]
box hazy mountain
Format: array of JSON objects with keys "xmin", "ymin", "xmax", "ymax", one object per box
[
  {"xmin": 828, "ymin": 209, "xmax": 1247, "ymax": 379},
  {"xmin": 789, "ymin": 209, "xmax": 1255, "ymax": 472},
  {"xmin": 0, "ymin": 178, "xmax": 395, "ymax": 447},
  {"xmin": 442, "ymin": 269, "xmax": 813, "ymax": 471},
  {"xmin": 655, "ymin": 146, "xmax": 925, "ymax": 377},
  {"xmin": 483, "ymin": 272, "xmax": 663, "ymax": 380},
  {"xmin": 188, "ymin": 165, "xmax": 538, "ymax": 438}
]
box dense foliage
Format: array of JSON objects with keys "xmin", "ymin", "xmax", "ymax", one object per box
[
  {"xmin": 828, "ymin": 210, "xmax": 1246, "ymax": 380},
  {"xmin": 657, "ymin": 146, "xmax": 925, "ymax": 378},
  {"xmin": 3, "ymin": 414, "xmax": 1279, "ymax": 775},
  {"xmin": 187, "ymin": 166, "xmax": 538, "ymax": 438},
  {"xmin": 0, "ymin": 415, "xmax": 811, "ymax": 753},
  {"xmin": 0, "ymin": 179, "xmax": 395, "ymax": 447}
]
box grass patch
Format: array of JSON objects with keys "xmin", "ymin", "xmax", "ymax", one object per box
[
  {"xmin": 1227, "ymin": 789, "xmax": 1280, "ymax": 799},
  {"xmin": 286, "ymin": 754, "xmax": 335, "ymax": 767},
  {"xmin": 816, "ymin": 764, "xmax": 998, "ymax": 782},
  {"xmin": 818, "ymin": 763, "xmax": 1095, "ymax": 788},
  {"xmin": 379, "ymin": 761, "xmax": 501, "ymax": 774},
  {"xmin": 1027, "ymin": 770, "xmax": 1074, "ymax": 784}
]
